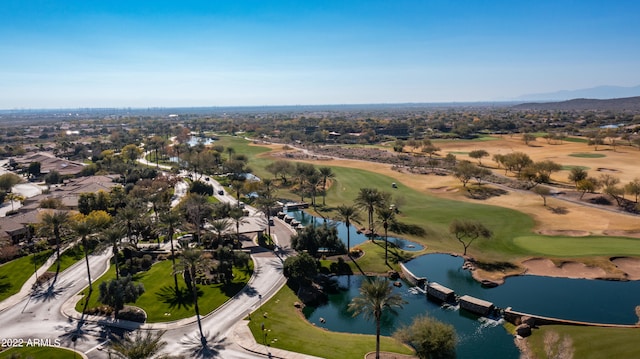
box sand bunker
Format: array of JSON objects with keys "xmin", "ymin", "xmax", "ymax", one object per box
[
  {"xmin": 537, "ymin": 230, "xmax": 590, "ymax": 237},
  {"xmin": 522, "ymin": 258, "xmax": 607, "ymax": 279},
  {"xmin": 611, "ymin": 257, "xmax": 640, "ymax": 280}
]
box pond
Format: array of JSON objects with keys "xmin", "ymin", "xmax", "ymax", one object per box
[
  {"xmin": 287, "ymin": 210, "xmax": 424, "ymax": 251},
  {"xmin": 404, "ymin": 254, "xmax": 640, "ymax": 325},
  {"xmin": 303, "ymin": 275, "xmax": 519, "ymax": 359},
  {"xmin": 303, "ymin": 254, "xmax": 640, "ymax": 358}
]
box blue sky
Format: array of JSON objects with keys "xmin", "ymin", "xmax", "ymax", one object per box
[{"xmin": 1, "ymin": 0, "xmax": 639, "ymax": 108}]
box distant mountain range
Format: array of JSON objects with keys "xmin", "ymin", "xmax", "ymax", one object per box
[
  {"xmin": 512, "ymin": 96, "xmax": 640, "ymax": 111},
  {"xmin": 515, "ymin": 85, "xmax": 640, "ymax": 102}
]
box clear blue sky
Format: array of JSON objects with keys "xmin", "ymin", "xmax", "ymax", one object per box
[{"xmin": 1, "ymin": 0, "xmax": 639, "ymax": 108}]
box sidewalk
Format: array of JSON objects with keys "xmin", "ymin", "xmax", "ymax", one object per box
[{"xmin": 0, "ymin": 250, "xmax": 61, "ymax": 312}]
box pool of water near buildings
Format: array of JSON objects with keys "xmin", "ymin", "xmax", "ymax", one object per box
[{"xmin": 302, "ymin": 254, "xmax": 640, "ymax": 358}]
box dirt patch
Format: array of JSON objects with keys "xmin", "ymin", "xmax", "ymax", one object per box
[
  {"xmin": 537, "ymin": 230, "xmax": 590, "ymax": 237},
  {"xmin": 597, "ymin": 167, "xmax": 620, "ymax": 172},
  {"xmin": 521, "ymin": 258, "xmax": 607, "ymax": 279},
  {"xmin": 611, "ymin": 257, "xmax": 640, "ymax": 280},
  {"xmin": 603, "ymin": 230, "xmax": 640, "ymax": 238}
]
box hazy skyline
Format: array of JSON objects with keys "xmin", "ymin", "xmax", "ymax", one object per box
[{"xmin": 2, "ymin": 0, "xmax": 639, "ymax": 109}]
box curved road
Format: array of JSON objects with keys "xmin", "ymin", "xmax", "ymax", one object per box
[{"xmin": 0, "ymin": 168, "xmax": 298, "ymax": 358}]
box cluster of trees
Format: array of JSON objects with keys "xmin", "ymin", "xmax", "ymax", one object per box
[
  {"xmin": 569, "ymin": 167, "xmax": 640, "ymax": 209},
  {"xmin": 0, "ymin": 173, "xmax": 23, "ymax": 213},
  {"xmin": 265, "ymin": 160, "xmax": 335, "ymax": 208}
]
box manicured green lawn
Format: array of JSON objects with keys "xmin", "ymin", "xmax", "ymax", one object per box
[
  {"xmin": 568, "ymin": 152, "xmax": 606, "ymax": 158},
  {"xmin": 323, "ymin": 165, "xmax": 536, "ymax": 260},
  {"xmin": 76, "ymin": 259, "xmax": 253, "ymax": 322},
  {"xmin": 527, "ymin": 325, "xmax": 640, "ymax": 359},
  {"xmin": 513, "ymin": 235, "xmax": 640, "ymax": 257},
  {"xmin": 563, "ymin": 137, "xmax": 589, "ymax": 143},
  {"xmin": 213, "ymin": 135, "xmax": 273, "ymax": 180},
  {"xmin": 220, "ymin": 136, "xmax": 640, "ymax": 263},
  {"xmin": 0, "ymin": 346, "xmax": 82, "ymax": 358},
  {"xmin": 47, "ymin": 244, "xmax": 85, "ymax": 273},
  {"xmin": 561, "ymin": 165, "xmax": 590, "ymax": 171},
  {"xmin": 247, "ymin": 285, "xmax": 414, "ymax": 359},
  {"xmin": 0, "ymin": 250, "xmax": 52, "ymax": 302}
]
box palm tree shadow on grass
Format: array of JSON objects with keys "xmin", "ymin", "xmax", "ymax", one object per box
[
  {"xmin": 0, "ymin": 275, "xmax": 12, "ymax": 295},
  {"xmin": 156, "ymin": 285, "xmax": 196, "ymax": 310}
]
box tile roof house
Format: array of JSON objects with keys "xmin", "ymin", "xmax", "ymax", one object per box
[
  {"xmin": 20, "ymin": 175, "xmax": 120, "ymax": 212},
  {"xmin": 13, "ymin": 152, "xmax": 85, "ymax": 176},
  {"xmin": 0, "ymin": 208, "xmax": 71, "ymax": 244}
]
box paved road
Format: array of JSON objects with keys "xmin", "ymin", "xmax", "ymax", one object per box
[{"xmin": 0, "ymin": 169, "xmax": 302, "ymax": 358}]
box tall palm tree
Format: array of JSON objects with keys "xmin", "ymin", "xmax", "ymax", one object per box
[
  {"xmin": 99, "ymin": 226, "xmax": 125, "ymax": 279},
  {"xmin": 184, "ymin": 194, "xmax": 211, "ymax": 245},
  {"xmin": 230, "ymin": 180, "xmax": 246, "ymax": 208},
  {"xmin": 228, "ymin": 208, "xmax": 248, "ymax": 247},
  {"xmin": 174, "ymin": 249, "xmax": 211, "ymax": 346},
  {"xmin": 318, "ymin": 166, "xmax": 335, "ymax": 206},
  {"xmin": 110, "ymin": 330, "xmax": 167, "ymax": 359},
  {"xmin": 256, "ymin": 178, "xmax": 277, "ymax": 238},
  {"xmin": 160, "ymin": 209, "xmax": 182, "ymax": 293},
  {"xmin": 348, "ymin": 277, "xmax": 406, "ymax": 359},
  {"xmin": 71, "ymin": 218, "xmax": 96, "ymax": 294},
  {"xmin": 307, "ymin": 172, "xmax": 323, "ymax": 212},
  {"xmin": 354, "ymin": 188, "xmax": 384, "ymax": 236},
  {"xmin": 38, "ymin": 210, "xmax": 70, "ymax": 276},
  {"xmin": 116, "ymin": 203, "xmax": 140, "ymax": 249},
  {"xmin": 376, "ymin": 207, "xmax": 396, "ymax": 265},
  {"xmin": 294, "ymin": 163, "xmax": 317, "ymax": 202},
  {"xmin": 335, "ymin": 204, "xmax": 362, "ymax": 254}
]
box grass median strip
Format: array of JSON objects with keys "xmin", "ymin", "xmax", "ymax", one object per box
[{"xmin": 76, "ymin": 259, "xmax": 252, "ymax": 322}]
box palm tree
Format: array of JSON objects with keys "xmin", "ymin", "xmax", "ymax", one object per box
[
  {"xmin": 335, "ymin": 204, "xmax": 362, "ymax": 254},
  {"xmin": 294, "ymin": 163, "xmax": 317, "ymax": 202},
  {"xmin": 354, "ymin": 188, "xmax": 384, "ymax": 236},
  {"xmin": 210, "ymin": 218, "xmax": 232, "ymax": 247},
  {"xmin": 184, "ymin": 194, "xmax": 211, "ymax": 245},
  {"xmin": 256, "ymin": 178, "xmax": 277, "ymax": 239},
  {"xmin": 230, "ymin": 180, "xmax": 246, "ymax": 208},
  {"xmin": 174, "ymin": 249, "xmax": 211, "ymax": 346},
  {"xmin": 348, "ymin": 277, "xmax": 406, "ymax": 359},
  {"xmin": 229, "ymin": 207, "xmax": 248, "ymax": 247},
  {"xmin": 160, "ymin": 209, "xmax": 182, "ymax": 293},
  {"xmin": 110, "ymin": 330, "xmax": 167, "ymax": 359},
  {"xmin": 116, "ymin": 203, "xmax": 140, "ymax": 249},
  {"xmin": 307, "ymin": 172, "xmax": 323, "ymax": 211},
  {"xmin": 225, "ymin": 146, "xmax": 235, "ymax": 161},
  {"xmin": 318, "ymin": 166, "xmax": 335, "ymax": 205},
  {"xmin": 38, "ymin": 210, "xmax": 70, "ymax": 276},
  {"xmin": 376, "ymin": 207, "xmax": 396, "ymax": 265},
  {"xmin": 99, "ymin": 226, "xmax": 125, "ymax": 279},
  {"xmin": 71, "ymin": 218, "xmax": 97, "ymax": 294}
]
